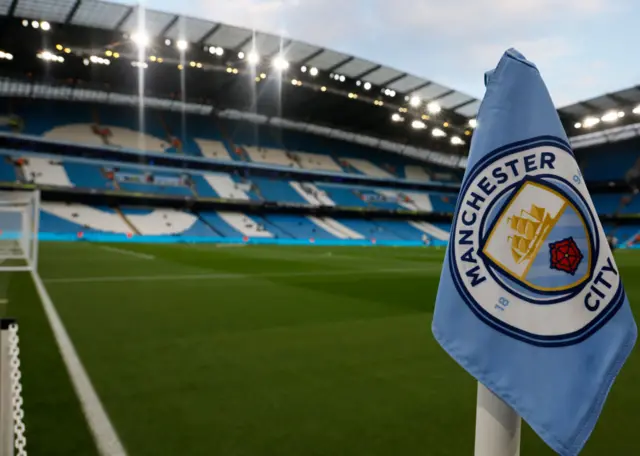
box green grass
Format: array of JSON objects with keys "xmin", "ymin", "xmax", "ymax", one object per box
[{"xmin": 6, "ymin": 243, "xmax": 640, "ymax": 455}]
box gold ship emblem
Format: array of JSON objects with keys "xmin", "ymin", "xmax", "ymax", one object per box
[{"xmin": 507, "ymin": 204, "xmax": 557, "ymax": 264}]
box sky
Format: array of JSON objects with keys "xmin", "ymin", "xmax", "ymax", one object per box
[{"xmin": 123, "ymin": 0, "xmax": 640, "ymax": 107}]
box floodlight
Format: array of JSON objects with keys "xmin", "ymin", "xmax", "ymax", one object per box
[
  {"xmin": 40, "ymin": 21, "xmax": 50, "ymax": 31},
  {"xmin": 411, "ymin": 120, "xmax": 426, "ymax": 130},
  {"xmin": 272, "ymin": 56, "xmax": 290, "ymax": 71},
  {"xmin": 363, "ymin": 82, "xmax": 371, "ymax": 90},
  {"xmin": 451, "ymin": 136, "xmax": 464, "ymax": 145},
  {"xmin": 309, "ymin": 67, "xmax": 318, "ymax": 77},
  {"xmin": 601, "ymin": 111, "xmax": 619, "ymax": 123},
  {"xmin": 83, "ymin": 58, "xmax": 89, "ymax": 66},
  {"xmin": 339, "ymin": 75, "xmax": 345, "ymax": 82},
  {"xmin": 468, "ymin": 118, "xmax": 477, "ymax": 128},
  {"xmin": 633, "ymin": 105, "xmax": 640, "ymax": 115},
  {"xmin": 4, "ymin": 53, "xmax": 11, "ymax": 61},
  {"xmin": 165, "ymin": 39, "xmax": 171, "ymax": 46},
  {"xmin": 334, "ymin": 74, "xmax": 340, "ymax": 81},
  {"xmin": 389, "ymin": 90, "xmax": 396, "ymax": 97},
  {"xmin": 31, "ymin": 21, "xmax": 39, "ymax": 29},
  {"xmin": 292, "ymin": 79, "xmax": 298, "ymax": 85},
  {"xmin": 582, "ymin": 116, "xmax": 600, "ymax": 128},
  {"xmin": 132, "ymin": 31, "xmax": 150, "ymax": 48},
  {"xmin": 105, "ymin": 50, "xmax": 113, "ymax": 57},
  {"xmin": 90, "ymin": 55, "xmax": 99, "ymax": 63},
  {"xmin": 196, "ymin": 62, "xmax": 203, "ymax": 68},
  {"xmin": 320, "ymin": 86, "xmax": 327, "ymax": 92},
  {"xmin": 238, "ymin": 51, "xmax": 245, "ymax": 60},
  {"xmin": 432, "ymin": 128, "xmax": 446, "ymax": 137},
  {"xmin": 209, "ymin": 47, "xmax": 216, "ymax": 54},
  {"xmin": 57, "ymin": 56, "xmax": 64, "ymax": 63},
  {"xmin": 409, "ymin": 96, "xmax": 421, "ymax": 107},
  {"xmin": 41, "ymin": 51, "xmax": 53, "ymax": 60},
  {"xmin": 22, "ymin": 20, "xmax": 28, "ymax": 27},
  {"xmin": 427, "ymin": 102, "xmax": 441, "ymax": 114},
  {"xmin": 176, "ymin": 40, "xmax": 188, "ymax": 51},
  {"xmin": 618, "ymin": 111, "xmax": 625, "ymax": 118},
  {"xmin": 391, "ymin": 113, "xmax": 403, "ymax": 122},
  {"xmin": 301, "ymin": 66, "xmax": 307, "ymax": 73},
  {"xmin": 56, "ymin": 44, "xmax": 63, "ymax": 51},
  {"xmin": 574, "ymin": 122, "xmax": 582, "ymax": 129},
  {"xmin": 356, "ymin": 81, "xmax": 362, "ymax": 87},
  {"xmin": 232, "ymin": 68, "xmax": 238, "ymax": 74},
  {"xmin": 247, "ymin": 51, "xmax": 260, "ymax": 65},
  {"xmin": 260, "ymin": 73, "xmax": 267, "ymax": 79},
  {"xmin": 64, "ymin": 48, "xmax": 71, "ymax": 54},
  {"xmin": 215, "ymin": 47, "xmax": 224, "ymax": 56}
]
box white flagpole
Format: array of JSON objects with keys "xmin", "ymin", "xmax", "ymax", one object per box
[{"xmin": 474, "ymin": 382, "xmax": 521, "ymax": 456}]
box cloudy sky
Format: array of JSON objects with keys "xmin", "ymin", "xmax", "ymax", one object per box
[{"xmin": 122, "ymin": 0, "xmax": 639, "ymax": 107}]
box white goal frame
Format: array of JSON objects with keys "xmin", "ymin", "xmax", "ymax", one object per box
[{"xmin": 0, "ymin": 190, "xmax": 40, "ymax": 272}]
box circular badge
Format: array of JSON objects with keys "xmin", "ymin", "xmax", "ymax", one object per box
[{"xmin": 449, "ymin": 138, "xmax": 624, "ymax": 346}]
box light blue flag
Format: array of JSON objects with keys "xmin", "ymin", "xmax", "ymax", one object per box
[{"xmin": 432, "ymin": 48, "xmax": 637, "ymax": 455}]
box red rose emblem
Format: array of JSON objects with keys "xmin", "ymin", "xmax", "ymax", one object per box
[{"xmin": 549, "ymin": 237, "xmax": 583, "ymax": 275}]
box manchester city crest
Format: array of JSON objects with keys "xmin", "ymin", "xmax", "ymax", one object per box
[{"xmin": 449, "ymin": 138, "xmax": 625, "ymax": 346}]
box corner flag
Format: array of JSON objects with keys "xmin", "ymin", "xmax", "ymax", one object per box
[{"xmin": 432, "ymin": 49, "xmax": 637, "ymax": 455}]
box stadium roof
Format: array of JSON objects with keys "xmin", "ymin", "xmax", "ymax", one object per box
[
  {"xmin": 559, "ymin": 85, "xmax": 640, "ymax": 135},
  {"xmin": 0, "ymin": 0, "xmax": 481, "ymax": 122}
]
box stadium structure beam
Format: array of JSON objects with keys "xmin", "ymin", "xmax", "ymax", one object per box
[
  {"xmin": 65, "ymin": 0, "xmax": 82, "ymax": 24},
  {"xmin": 299, "ymin": 48, "xmax": 325, "ymax": 65},
  {"xmin": 605, "ymin": 93, "xmax": 632, "ymax": 106},
  {"xmin": 115, "ymin": 6, "xmax": 134, "ymax": 31},
  {"xmin": 7, "ymin": 0, "xmax": 19, "ymax": 17},
  {"xmin": 159, "ymin": 15, "xmax": 179, "ymax": 39},
  {"xmin": 234, "ymin": 36, "xmax": 254, "ymax": 52},
  {"xmin": 406, "ymin": 81, "xmax": 432, "ymax": 95},
  {"xmin": 379, "ymin": 73, "xmax": 407, "ymax": 87},
  {"xmin": 450, "ymin": 98, "xmax": 476, "ymax": 112},
  {"xmin": 197, "ymin": 23, "xmax": 221, "ymax": 45},
  {"xmin": 428, "ymin": 89, "xmax": 455, "ymax": 102},
  {"xmin": 265, "ymin": 40, "xmax": 292, "ymax": 60},
  {"xmin": 580, "ymin": 101, "xmax": 601, "ymax": 113},
  {"xmin": 353, "ymin": 64, "xmax": 381, "ymax": 80},
  {"xmin": 326, "ymin": 56, "xmax": 354, "ymax": 73}
]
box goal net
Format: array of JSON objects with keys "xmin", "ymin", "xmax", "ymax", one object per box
[{"xmin": 0, "ymin": 191, "xmax": 40, "ymax": 273}]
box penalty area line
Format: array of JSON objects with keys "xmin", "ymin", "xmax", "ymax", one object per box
[
  {"xmin": 30, "ymin": 270, "xmax": 127, "ymax": 456},
  {"xmin": 98, "ymin": 245, "xmax": 155, "ymax": 260},
  {"xmin": 43, "ymin": 266, "xmax": 437, "ymax": 285}
]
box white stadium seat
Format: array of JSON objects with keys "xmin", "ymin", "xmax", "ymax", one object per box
[
  {"xmin": 405, "ymin": 165, "xmax": 431, "ymax": 181},
  {"xmin": 194, "ymin": 138, "xmax": 233, "ymax": 161},
  {"xmin": 243, "ymin": 146, "xmax": 300, "ymax": 168},
  {"xmin": 42, "ymin": 203, "xmax": 131, "ymax": 233},
  {"xmin": 294, "ymin": 152, "xmax": 343, "ymax": 172},
  {"xmin": 217, "ymin": 212, "xmax": 273, "ymax": 237},
  {"xmin": 21, "ymin": 157, "xmax": 73, "ymax": 187},
  {"xmin": 125, "ymin": 209, "xmax": 199, "ymax": 235},
  {"xmin": 340, "ymin": 158, "xmax": 394, "ymax": 178},
  {"xmin": 203, "ymin": 174, "xmax": 250, "ymax": 200}
]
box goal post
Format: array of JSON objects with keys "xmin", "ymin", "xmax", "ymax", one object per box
[{"xmin": 0, "ymin": 191, "xmax": 40, "ymax": 273}]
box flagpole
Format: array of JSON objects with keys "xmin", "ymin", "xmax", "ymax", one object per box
[{"xmin": 474, "ymin": 382, "xmax": 521, "ymax": 456}]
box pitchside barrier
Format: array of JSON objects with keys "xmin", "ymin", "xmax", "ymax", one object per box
[{"xmin": 36, "ymin": 232, "xmax": 450, "ymax": 247}]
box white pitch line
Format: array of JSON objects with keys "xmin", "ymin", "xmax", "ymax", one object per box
[
  {"xmin": 43, "ymin": 266, "xmax": 438, "ymax": 285},
  {"xmin": 30, "ymin": 271, "xmax": 127, "ymax": 455},
  {"xmin": 99, "ymin": 245, "xmax": 155, "ymax": 260}
]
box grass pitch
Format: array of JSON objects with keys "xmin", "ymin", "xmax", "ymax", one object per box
[{"xmin": 4, "ymin": 243, "xmax": 640, "ymax": 455}]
